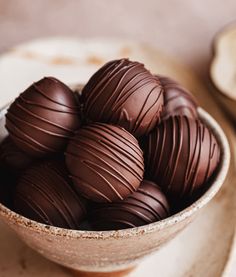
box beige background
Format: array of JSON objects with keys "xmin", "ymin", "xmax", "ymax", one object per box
[{"xmin": 0, "ymin": 0, "xmax": 236, "ymax": 79}]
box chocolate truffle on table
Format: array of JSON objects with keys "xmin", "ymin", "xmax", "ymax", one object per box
[
  {"xmin": 65, "ymin": 123, "xmax": 144, "ymax": 203},
  {"xmin": 6, "ymin": 77, "xmax": 81, "ymax": 158},
  {"xmin": 82, "ymin": 59, "xmax": 164, "ymax": 137},
  {"xmin": 157, "ymin": 75, "xmax": 198, "ymax": 120},
  {"xmin": 0, "ymin": 136, "xmax": 33, "ymax": 171},
  {"xmin": 143, "ymin": 116, "xmax": 220, "ymax": 200},
  {"xmin": 90, "ymin": 180, "xmax": 170, "ymax": 231},
  {"xmin": 14, "ymin": 161, "xmax": 86, "ymax": 229}
]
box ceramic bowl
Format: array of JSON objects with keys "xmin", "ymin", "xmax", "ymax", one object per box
[{"xmin": 0, "ymin": 105, "xmax": 230, "ymax": 276}]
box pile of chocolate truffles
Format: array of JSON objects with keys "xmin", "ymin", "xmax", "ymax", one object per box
[{"xmin": 0, "ymin": 59, "xmax": 221, "ymax": 231}]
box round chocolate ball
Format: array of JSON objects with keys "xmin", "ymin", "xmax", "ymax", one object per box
[
  {"xmin": 82, "ymin": 59, "xmax": 164, "ymax": 137},
  {"xmin": 0, "ymin": 137, "xmax": 33, "ymax": 171},
  {"xmin": 90, "ymin": 180, "xmax": 170, "ymax": 230},
  {"xmin": 6, "ymin": 77, "xmax": 80, "ymax": 158},
  {"xmin": 157, "ymin": 75, "xmax": 198, "ymax": 120},
  {"xmin": 143, "ymin": 116, "xmax": 221, "ymax": 199},
  {"xmin": 65, "ymin": 123, "xmax": 144, "ymax": 203},
  {"xmin": 14, "ymin": 161, "xmax": 86, "ymax": 229}
]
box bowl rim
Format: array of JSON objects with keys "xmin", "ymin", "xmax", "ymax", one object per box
[
  {"xmin": 0, "ymin": 107, "xmax": 230, "ymax": 239},
  {"xmin": 210, "ymin": 22, "xmax": 236, "ymax": 102}
]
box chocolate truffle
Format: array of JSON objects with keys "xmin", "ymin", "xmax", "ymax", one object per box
[
  {"xmin": 82, "ymin": 59, "xmax": 164, "ymax": 137},
  {"xmin": 14, "ymin": 161, "xmax": 86, "ymax": 229},
  {"xmin": 157, "ymin": 75, "xmax": 198, "ymax": 120},
  {"xmin": 0, "ymin": 137, "xmax": 33, "ymax": 171},
  {"xmin": 143, "ymin": 116, "xmax": 220, "ymax": 199},
  {"xmin": 6, "ymin": 77, "xmax": 80, "ymax": 158},
  {"xmin": 90, "ymin": 180, "xmax": 170, "ymax": 230},
  {"xmin": 65, "ymin": 123, "xmax": 144, "ymax": 203}
]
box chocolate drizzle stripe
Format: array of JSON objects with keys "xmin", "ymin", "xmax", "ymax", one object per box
[
  {"xmin": 181, "ymin": 116, "xmax": 192, "ymax": 197},
  {"xmin": 6, "ymin": 117, "xmax": 57, "ymax": 152},
  {"xmin": 22, "ymin": 173, "xmax": 78, "ymax": 228},
  {"xmin": 67, "ymin": 143, "xmax": 140, "ymax": 189},
  {"xmin": 72, "ymin": 132, "xmax": 143, "ymax": 177},
  {"xmin": 189, "ymin": 121, "xmax": 202, "ymax": 195},
  {"xmin": 85, "ymin": 60, "xmax": 130, "ymax": 114},
  {"xmin": 165, "ymin": 93, "xmax": 196, "ymax": 105},
  {"xmin": 88, "ymin": 60, "xmax": 137, "ymax": 102},
  {"xmin": 84, "ymin": 62, "xmax": 118, "ymax": 106},
  {"xmin": 21, "ymin": 178, "xmax": 73, "ymax": 227},
  {"xmin": 6, "ymin": 132, "xmax": 47, "ymax": 155},
  {"xmin": 82, "ymin": 160, "xmax": 126, "ymax": 199},
  {"xmin": 132, "ymin": 84, "xmax": 163, "ymax": 134},
  {"xmin": 164, "ymin": 117, "xmax": 176, "ymax": 189},
  {"xmin": 203, "ymin": 128, "xmax": 213, "ymax": 185},
  {"xmin": 15, "ymin": 101, "xmax": 75, "ymax": 133},
  {"xmin": 32, "ymin": 83, "xmax": 78, "ymax": 109},
  {"xmin": 168, "ymin": 105, "xmax": 197, "ymax": 114},
  {"xmin": 109, "ymin": 205, "xmax": 156, "ymax": 223},
  {"xmin": 99, "ymin": 64, "xmax": 144, "ymax": 118},
  {"xmin": 20, "ymin": 95, "xmax": 78, "ymax": 114},
  {"xmin": 77, "ymin": 125, "xmax": 144, "ymax": 165},
  {"xmin": 16, "ymin": 192, "xmax": 53, "ymax": 225},
  {"xmin": 185, "ymin": 120, "xmax": 199, "ymax": 181},
  {"xmin": 108, "ymin": 71, "xmax": 151, "ymax": 114},
  {"xmin": 155, "ymin": 120, "xmax": 166, "ymax": 179},
  {"xmin": 137, "ymin": 188, "xmax": 169, "ymax": 215},
  {"xmin": 168, "ymin": 117, "xmax": 183, "ymax": 191},
  {"xmin": 183, "ymin": 119, "xmax": 199, "ymax": 196},
  {"xmin": 110, "ymin": 75, "xmax": 159, "ymax": 116},
  {"xmin": 145, "ymin": 102, "xmax": 162, "ymax": 133},
  {"xmin": 70, "ymin": 175, "xmax": 112, "ymax": 202},
  {"xmin": 88, "ymin": 124, "xmax": 144, "ymax": 160},
  {"xmin": 84, "ymin": 158, "xmax": 136, "ymax": 192},
  {"xmin": 7, "ymin": 111, "xmax": 71, "ymax": 138},
  {"xmin": 127, "ymin": 195, "xmax": 163, "ymax": 219}
]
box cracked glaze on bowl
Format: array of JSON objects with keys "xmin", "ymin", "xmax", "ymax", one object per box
[{"xmin": 0, "ymin": 106, "xmax": 230, "ymax": 273}]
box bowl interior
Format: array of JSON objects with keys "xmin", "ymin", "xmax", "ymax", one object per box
[{"xmin": 0, "ymin": 105, "xmax": 230, "ymax": 238}]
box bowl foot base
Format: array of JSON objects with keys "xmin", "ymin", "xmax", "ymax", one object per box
[{"xmin": 69, "ymin": 266, "xmax": 135, "ymax": 277}]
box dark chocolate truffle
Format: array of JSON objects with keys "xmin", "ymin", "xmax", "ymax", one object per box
[
  {"xmin": 0, "ymin": 137, "xmax": 33, "ymax": 171},
  {"xmin": 65, "ymin": 123, "xmax": 144, "ymax": 203},
  {"xmin": 82, "ymin": 59, "xmax": 164, "ymax": 137},
  {"xmin": 6, "ymin": 77, "xmax": 80, "ymax": 158},
  {"xmin": 143, "ymin": 116, "xmax": 220, "ymax": 199},
  {"xmin": 157, "ymin": 75, "xmax": 198, "ymax": 120},
  {"xmin": 14, "ymin": 161, "xmax": 86, "ymax": 229},
  {"xmin": 90, "ymin": 180, "xmax": 170, "ymax": 230}
]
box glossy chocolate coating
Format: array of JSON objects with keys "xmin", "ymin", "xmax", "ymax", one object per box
[
  {"xmin": 14, "ymin": 161, "xmax": 86, "ymax": 229},
  {"xmin": 82, "ymin": 59, "xmax": 164, "ymax": 137},
  {"xmin": 6, "ymin": 77, "xmax": 80, "ymax": 158},
  {"xmin": 65, "ymin": 123, "xmax": 144, "ymax": 203},
  {"xmin": 0, "ymin": 137, "xmax": 33, "ymax": 171},
  {"xmin": 157, "ymin": 75, "xmax": 198, "ymax": 120},
  {"xmin": 90, "ymin": 180, "xmax": 170, "ymax": 230},
  {"xmin": 143, "ymin": 116, "xmax": 220, "ymax": 199}
]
